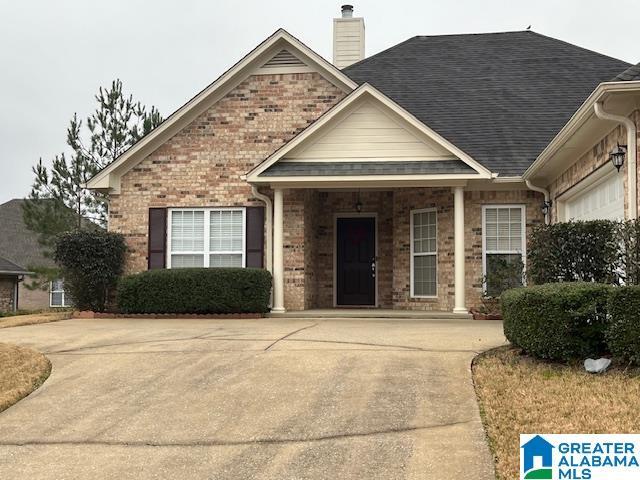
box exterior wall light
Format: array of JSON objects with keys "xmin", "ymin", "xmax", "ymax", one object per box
[
  {"xmin": 541, "ymin": 200, "xmax": 552, "ymax": 217},
  {"xmin": 610, "ymin": 143, "xmax": 627, "ymax": 172}
]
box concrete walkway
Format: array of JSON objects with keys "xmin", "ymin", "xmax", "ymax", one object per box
[{"xmin": 0, "ymin": 317, "xmax": 505, "ymax": 479}]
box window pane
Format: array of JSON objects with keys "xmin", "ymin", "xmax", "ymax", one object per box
[
  {"xmin": 413, "ymin": 255, "xmax": 436, "ymax": 296},
  {"xmin": 412, "ymin": 210, "xmax": 436, "ymax": 254},
  {"xmin": 210, "ymin": 210, "xmax": 243, "ymax": 252},
  {"xmin": 51, "ymin": 279, "xmax": 64, "ymax": 291},
  {"xmin": 171, "ymin": 211, "xmax": 204, "ymax": 252},
  {"xmin": 485, "ymin": 207, "xmax": 524, "ymax": 253},
  {"xmin": 171, "ymin": 254, "xmax": 204, "ymax": 268},
  {"xmin": 486, "ymin": 254, "xmax": 523, "ymax": 297},
  {"xmin": 51, "ymin": 292, "xmax": 64, "ymax": 307},
  {"xmin": 210, "ymin": 254, "xmax": 243, "ymax": 268}
]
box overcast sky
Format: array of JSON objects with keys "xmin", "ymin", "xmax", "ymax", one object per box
[{"xmin": 1, "ymin": 0, "xmax": 638, "ymax": 204}]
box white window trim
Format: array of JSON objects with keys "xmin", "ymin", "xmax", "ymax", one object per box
[
  {"xmin": 49, "ymin": 280, "xmax": 69, "ymax": 308},
  {"xmin": 166, "ymin": 207, "xmax": 247, "ymax": 268},
  {"xmin": 410, "ymin": 207, "xmax": 438, "ymax": 299},
  {"xmin": 481, "ymin": 204, "xmax": 527, "ymax": 294}
]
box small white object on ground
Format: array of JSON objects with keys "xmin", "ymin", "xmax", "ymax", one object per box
[{"xmin": 584, "ymin": 358, "xmax": 611, "ymax": 373}]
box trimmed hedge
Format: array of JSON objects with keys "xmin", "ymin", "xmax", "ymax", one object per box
[
  {"xmin": 117, "ymin": 268, "xmax": 272, "ymax": 314},
  {"xmin": 528, "ymin": 221, "xmax": 620, "ymax": 285},
  {"xmin": 606, "ymin": 286, "xmax": 640, "ymax": 365},
  {"xmin": 502, "ymin": 283, "xmax": 612, "ymax": 361}
]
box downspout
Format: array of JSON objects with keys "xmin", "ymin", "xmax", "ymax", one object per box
[
  {"xmin": 525, "ymin": 180, "xmax": 551, "ymax": 225},
  {"xmin": 251, "ymin": 186, "xmax": 273, "ymax": 274},
  {"xmin": 594, "ymin": 101, "xmax": 638, "ymax": 220}
]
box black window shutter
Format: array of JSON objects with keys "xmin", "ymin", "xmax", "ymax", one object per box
[
  {"xmin": 245, "ymin": 207, "xmax": 265, "ymax": 268},
  {"xmin": 148, "ymin": 208, "xmax": 167, "ymax": 270}
]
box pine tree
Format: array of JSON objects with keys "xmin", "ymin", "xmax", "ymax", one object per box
[{"xmin": 22, "ymin": 79, "xmax": 162, "ymax": 286}]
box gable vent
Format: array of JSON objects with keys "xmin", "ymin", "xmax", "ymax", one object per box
[{"xmin": 262, "ymin": 49, "xmax": 306, "ymax": 69}]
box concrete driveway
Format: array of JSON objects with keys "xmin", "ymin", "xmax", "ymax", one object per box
[{"xmin": 0, "ymin": 317, "xmax": 505, "ymax": 479}]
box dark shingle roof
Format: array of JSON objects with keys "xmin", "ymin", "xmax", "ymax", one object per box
[
  {"xmin": 344, "ymin": 31, "xmax": 630, "ymax": 176},
  {"xmin": 261, "ymin": 160, "xmax": 475, "ymax": 176},
  {"xmin": 0, "ymin": 255, "xmax": 30, "ymax": 275},
  {"xmin": 613, "ymin": 62, "xmax": 640, "ymax": 81},
  {"xmin": 0, "ymin": 199, "xmax": 55, "ymax": 269}
]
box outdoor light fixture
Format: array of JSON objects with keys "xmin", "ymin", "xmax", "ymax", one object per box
[
  {"xmin": 355, "ymin": 191, "xmax": 363, "ymax": 212},
  {"xmin": 541, "ymin": 200, "xmax": 552, "ymax": 217},
  {"xmin": 609, "ymin": 143, "xmax": 627, "ymax": 172}
]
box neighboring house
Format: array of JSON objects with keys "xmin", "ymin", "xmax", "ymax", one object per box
[
  {"xmin": 87, "ymin": 6, "xmax": 640, "ymax": 314},
  {"xmin": 0, "ymin": 256, "xmax": 31, "ymax": 312},
  {"xmin": 0, "ymin": 199, "xmax": 70, "ymax": 309}
]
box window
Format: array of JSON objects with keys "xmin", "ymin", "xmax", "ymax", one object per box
[
  {"xmin": 483, "ymin": 206, "xmax": 526, "ymax": 296},
  {"xmin": 167, "ymin": 208, "xmax": 245, "ymax": 268},
  {"xmin": 50, "ymin": 279, "xmax": 69, "ymax": 307},
  {"xmin": 411, "ymin": 208, "xmax": 437, "ymax": 297}
]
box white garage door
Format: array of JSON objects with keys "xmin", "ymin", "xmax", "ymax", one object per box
[{"xmin": 565, "ymin": 171, "xmax": 624, "ymax": 221}]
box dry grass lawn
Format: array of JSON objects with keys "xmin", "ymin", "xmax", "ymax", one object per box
[
  {"xmin": 473, "ymin": 346, "xmax": 640, "ymax": 480},
  {"xmin": 0, "ymin": 343, "xmax": 51, "ymax": 413},
  {"xmin": 0, "ymin": 311, "xmax": 72, "ymax": 329}
]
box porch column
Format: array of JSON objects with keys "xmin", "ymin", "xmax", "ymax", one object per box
[
  {"xmin": 272, "ymin": 188, "xmax": 286, "ymax": 313},
  {"xmin": 453, "ymin": 186, "xmax": 467, "ymax": 314}
]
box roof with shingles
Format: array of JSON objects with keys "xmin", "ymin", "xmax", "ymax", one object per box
[
  {"xmin": 344, "ymin": 31, "xmax": 631, "ymax": 176},
  {"xmin": 613, "ymin": 62, "xmax": 640, "ymax": 81},
  {"xmin": 0, "ymin": 199, "xmax": 55, "ymax": 269},
  {"xmin": 261, "ymin": 160, "xmax": 475, "ymax": 176},
  {"xmin": 0, "ymin": 255, "xmax": 30, "ymax": 275}
]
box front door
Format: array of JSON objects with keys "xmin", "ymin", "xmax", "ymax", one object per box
[{"xmin": 336, "ymin": 217, "xmax": 376, "ymax": 306}]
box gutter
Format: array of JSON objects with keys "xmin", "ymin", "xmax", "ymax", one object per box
[
  {"xmin": 594, "ymin": 101, "xmax": 638, "ymax": 220},
  {"xmin": 250, "ymin": 186, "xmax": 273, "ymax": 274},
  {"xmin": 524, "ymin": 80, "xmax": 640, "ymax": 180},
  {"xmin": 525, "ymin": 180, "xmax": 551, "ymax": 225}
]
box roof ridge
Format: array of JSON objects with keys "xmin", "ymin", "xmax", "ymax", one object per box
[{"xmin": 525, "ymin": 30, "xmax": 630, "ymax": 66}]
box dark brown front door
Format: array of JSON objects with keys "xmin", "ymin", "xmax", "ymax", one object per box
[{"xmin": 336, "ymin": 217, "xmax": 376, "ymax": 306}]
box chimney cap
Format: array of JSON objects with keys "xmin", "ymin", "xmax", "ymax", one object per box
[{"xmin": 341, "ymin": 5, "xmax": 354, "ymax": 17}]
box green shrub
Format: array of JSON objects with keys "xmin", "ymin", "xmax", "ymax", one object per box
[
  {"xmin": 117, "ymin": 268, "xmax": 272, "ymax": 314},
  {"xmin": 528, "ymin": 221, "xmax": 620, "ymax": 285},
  {"xmin": 502, "ymin": 282, "xmax": 612, "ymax": 361},
  {"xmin": 54, "ymin": 230, "xmax": 127, "ymax": 312},
  {"xmin": 605, "ymin": 286, "xmax": 640, "ymax": 364},
  {"xmin": 620, "ymin": 220, "xmax": 640, "ymax": 286}
]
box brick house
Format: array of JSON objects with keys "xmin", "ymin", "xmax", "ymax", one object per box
[{"xmin": 88, "ymin": 6, "xmax": 640, "ymax": 315}]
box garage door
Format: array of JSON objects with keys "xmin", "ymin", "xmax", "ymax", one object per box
[{"xmin": 565, "ymin": 171, "xmax": 624, "ymax": 221}]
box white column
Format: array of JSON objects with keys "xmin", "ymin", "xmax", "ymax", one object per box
[
  {"xmin": 453, "ymin": 186, "xmax": 467, "ymax": 314},
  {"xmin": 272, "ymin": 188, "xmax": 285, "ymax": 313}
]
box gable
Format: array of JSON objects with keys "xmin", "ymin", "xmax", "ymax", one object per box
[
  {"xmin": 284, "ymin": 99, "xmax": 455, "ymax": 161},
  {"xmin": 248, "ymin": 83, "xmax": 492, "ymax": 183},
  {"xmin": 86, "ymin": 29, "xmax": 357, "ymax": 193}
]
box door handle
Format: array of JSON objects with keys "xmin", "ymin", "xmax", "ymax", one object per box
[{"xmin": 371, "ymin": 258, "xmax": 376, "ymax": 278}]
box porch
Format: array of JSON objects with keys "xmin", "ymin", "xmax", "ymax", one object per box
[{"xmin": 271, "ymin": 187, "xmax": 469, "ymax": 314}]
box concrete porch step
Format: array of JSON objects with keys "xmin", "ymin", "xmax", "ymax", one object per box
[{"xmin": 267, "ymin": 308, "xmax": 473, "ymax": 320}]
